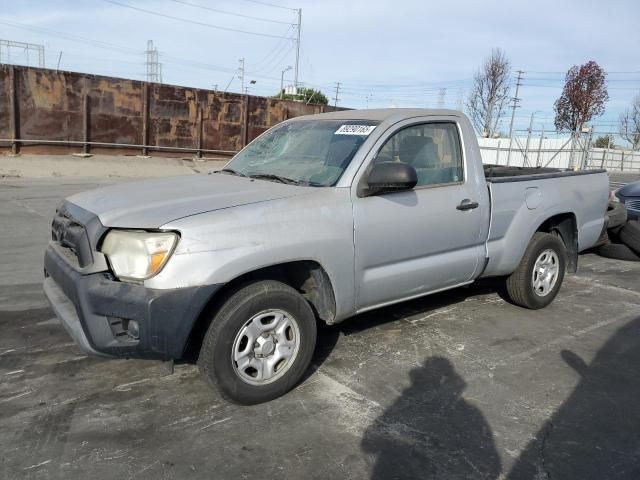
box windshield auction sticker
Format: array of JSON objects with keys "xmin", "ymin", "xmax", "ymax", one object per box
[{"xmin": 335, "ymin": 124, "xmax": 377, "ymax": 135}]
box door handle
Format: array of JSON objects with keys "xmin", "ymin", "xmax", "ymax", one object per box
[{"xmin": 456, "ymin": 199, "xmax": 479, "ymax": 211}]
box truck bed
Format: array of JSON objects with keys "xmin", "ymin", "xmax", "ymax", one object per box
[
  {"xmin": 483, "ymin": 164, "xmax": 607, "ymax": 182},
  {"xmin": 481, "ymin": 166, "xmax": 609, "ymax": 278}
]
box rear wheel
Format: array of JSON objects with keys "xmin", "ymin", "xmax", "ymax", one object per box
[
  {"xmin": 198, "ymin": 280, "xmax": 317, "ymax": 404},
  {"xmin": 505, "ymin": 232, "xmax": 567, "ymax": 309}
]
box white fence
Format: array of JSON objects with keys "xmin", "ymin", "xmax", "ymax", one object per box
[{"xmin": 477, "ymin": 137, "xmax": 640, "ymax": 172}]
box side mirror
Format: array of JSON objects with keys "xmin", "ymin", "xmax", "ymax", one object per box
[{"xmin": 365, "ymin": 161, "xmax": 417, "ymax": 196}]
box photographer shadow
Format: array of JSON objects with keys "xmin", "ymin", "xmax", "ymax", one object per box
[{"xmin": 361, "ymin": 356, "xmax": 501, "ymax": 479}]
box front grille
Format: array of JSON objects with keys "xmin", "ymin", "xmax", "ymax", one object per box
[
  {"xmin": 51, "ymin": 208, "xmax": 93, "ymax": 268},
  {"xmin": 625, "ymin": 198, "xmax": 640, "ymax": 212}
]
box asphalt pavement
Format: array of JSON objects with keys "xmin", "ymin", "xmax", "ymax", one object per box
[{"xmin": 1, "ymin": 176, "xmax": 640, "ymax": 480}]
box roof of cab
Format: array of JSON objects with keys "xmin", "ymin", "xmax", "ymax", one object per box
[{"xmin": 290, "ymin": 108, "xmax": 463, "ymax": 122}]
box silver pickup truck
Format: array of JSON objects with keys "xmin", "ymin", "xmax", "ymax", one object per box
[{"xmin": 44, "ymin": 109, "xmax": 608, "ymax": 404}]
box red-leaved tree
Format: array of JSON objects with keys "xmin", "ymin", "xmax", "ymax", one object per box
[{"xmin": 553, "ymin": 61, "xmax": 608, "ymax": 133}]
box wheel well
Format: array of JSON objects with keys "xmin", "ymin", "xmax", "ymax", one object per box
[
  {"xmin": 181, "ymin": 261, "xmax": 336, "ymax": 361},
  {"xmin": 536, "ymin": 212, "xmax": 578, "ymax": 272}
]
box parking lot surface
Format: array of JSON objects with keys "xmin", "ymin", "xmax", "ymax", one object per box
[{"xmin": 1, "ymin": 176, "xmax": 639, "ymax": 479}]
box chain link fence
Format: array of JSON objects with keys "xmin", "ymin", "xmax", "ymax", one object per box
[{"xmin": 478, "ymin": 136, "xmax": 640, "ymax": 173}]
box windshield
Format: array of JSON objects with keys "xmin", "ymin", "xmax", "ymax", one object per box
[{"xmin": 222, "ymin": 120, "xmax": 379, "ymax": 186}]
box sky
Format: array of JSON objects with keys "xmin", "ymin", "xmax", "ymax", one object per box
[{"xmin": 1, "ymin": 0, "xmax": 639, "ymax": 142}]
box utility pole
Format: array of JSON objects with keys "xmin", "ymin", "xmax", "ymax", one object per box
[
  {"xmin": 506, "ymin": 70, "xmax": 524, "ymax": 166},
  {"xmin": 523, "ymin": 112, "xmax": 535, "ymax": 167},
  {"xmin": 280, "ymin": 65, "xmax": 292, "ymax": 99},
  {"xmin": 536, "ymin": 126, "xmax": 545, "ymax": 167},
  {"xmin": 238, "ymin": 58, "xmax": 245, "ymax": 94},
  {"xmin": 294, "ymin": 8, "xmax": 302, "ymax": 91},
  {"xmin": 333, "ymin": 82, "xmax": 341, "ymax": 108}
]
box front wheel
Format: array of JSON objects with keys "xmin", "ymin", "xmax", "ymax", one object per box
[
  {"xmin": 505, "ymin": 232, "xmax": 567, "ymax": 309},
  {"xmin": 198, "ymin": 280, "xmax": 317, "ymax": 404}
]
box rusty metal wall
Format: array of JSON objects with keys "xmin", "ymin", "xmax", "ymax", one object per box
[{"xmin": 0, "ymin": 65, "xmax": 335, "ymax": 157}]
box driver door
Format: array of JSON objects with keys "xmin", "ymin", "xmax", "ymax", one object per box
[{"xmin": 352, "ymin": 119, "xmax": 486, "ymax": 311}]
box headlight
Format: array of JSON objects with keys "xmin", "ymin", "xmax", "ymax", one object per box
[{"xmin": 100, "ymin": 230, "xmax": 178, "ymax": 281}]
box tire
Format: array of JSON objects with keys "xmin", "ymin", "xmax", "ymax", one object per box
[
  {"xmin": 597, "ymin": 242, "xmax": 640, "ymax": 261},
  {"xmin": 607, "ymin": 202, "xmax": 627, "ymax": 230},
  {"xmin": 198, "ymin": 280, "xmax": 317, "ymax": 405},
  {"xmin": 620, "ymin": 220, "xmax": 640, "ymax": 255},
  {"xmin": 505, "ymin": 232, "xmax": 567, "ymax": 309},
  {"xmin": 593, "ymin": 219, "xmax": 610, "ymax": 248}
]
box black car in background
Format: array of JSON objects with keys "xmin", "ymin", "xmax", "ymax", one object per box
[{"xmin": 615, "ymin": 180, "xmax": 640, "ymax": 220}]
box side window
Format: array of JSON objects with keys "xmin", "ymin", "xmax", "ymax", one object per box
[{"xmin": 374, "ymin": 123, "xmax": 463, "ymax": 186}]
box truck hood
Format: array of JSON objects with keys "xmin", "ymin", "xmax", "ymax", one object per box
[
  {"xmin": 617, "ymin": 180, "xmax": 640, "ymax": 198},
  {"xmin": 67, "ymin": 173, "xmax": 313, "ymax": 228}
]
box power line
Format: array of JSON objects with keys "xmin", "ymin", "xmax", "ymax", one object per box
[
  {"xmin": 170, "ymin": 0, "xmax": 294, "ymax": 25},
  {"xmin": 101, "ymin": 0, "xmax": 295, "ymax": 40},
  {"xmin": 527, "ymin": 71, "xmax": 640, "ymax": 75},
  {"xmin": 0, "ymin": 18, "xmax": 140, "ymax": 55},
  {"xmin": 234, "ymin": 0, "xmax": 298, "ymax": 12},
  {"xmin": 250, "ymin": 27, "xmax": 295, "ymax": 73},
  {"xmin": 251, "ymin": 42, "xmax": 296, "ymax": 77}
]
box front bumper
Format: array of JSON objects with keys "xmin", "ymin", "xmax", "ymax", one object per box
[{"xmin": 43, "ymin": 243, "xmax": 221, "ymax": 360}]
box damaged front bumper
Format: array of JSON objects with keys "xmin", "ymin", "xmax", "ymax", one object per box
[{"xmin": 43, "ymin": 243, "xmax": 221, "ymax": 360}]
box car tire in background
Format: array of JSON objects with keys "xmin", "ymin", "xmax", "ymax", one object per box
[
  {"xmin": 198, "ymin": 280, "xmax": 317, "ymax": 405},
  {"xmin": 597, "ymin": 242, "xmax": 640, "ymax": 262},
  {"xmin": 619, "ymin": 220, "xmax": 640, "ymax": 255},
  {"xmin": 593, "ymin": 218, "xmax": 610, "ymax": 248},
  {"xmin": 505, "ymin": 232, "xmax": 567, "ymax": 310},
  {"xmin": 607, "ymin": 201, "xmax": 627, "ymax": 232}
]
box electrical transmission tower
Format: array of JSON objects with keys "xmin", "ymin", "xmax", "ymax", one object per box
[
  {"xmin": 0, "ymin": 40, "xmax": 45, "ymax": 67},
  {"xmin": 145, "ymin": 40, "xmax": 161, "ymax": 83},
  {"xmin": 333, "ymin": 82, "xmax": 341, "ymax": 107}
]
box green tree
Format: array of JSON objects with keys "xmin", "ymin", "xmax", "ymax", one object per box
[
  {"xmin": 275, "ymin": 88, "xmax": 328, "ymax": 105},
  {"xmin": 594, "ymin": 135, "xmax": 615, "ymax": 149}
]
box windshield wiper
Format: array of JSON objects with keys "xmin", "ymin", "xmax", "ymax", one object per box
[
  {"xmin": 213, "ymin": 168, "xmax": 247, "ymax": 177},
  {"xmin": 248, "ymin": 173, "xmax": 301, "ymax": 185}
]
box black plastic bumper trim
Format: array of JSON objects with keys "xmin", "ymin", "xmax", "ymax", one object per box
[{"xmin": 43, "ymin": 244, "xmax": 222, "ymax": 360}]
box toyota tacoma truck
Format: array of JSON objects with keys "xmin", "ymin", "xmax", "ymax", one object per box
[{"xmin": 44, "ymin": 109, "xmax": 608, "ymax": 404}]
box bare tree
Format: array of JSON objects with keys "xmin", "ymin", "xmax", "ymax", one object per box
[
  {"xmin": 619, "ymin": 94, "xmax": 640, "ymax": 150},
  {"xmin": 466, "ymin": 48, "xmax": 511, "ymax": 137},
  {"xmin": 554, "ymin": 61, "xmax": 608, "ymax": 133}
]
